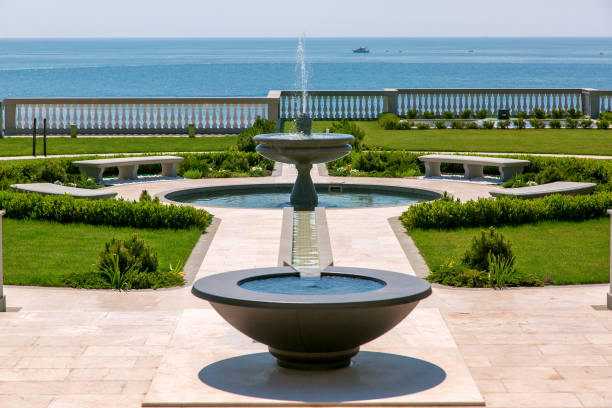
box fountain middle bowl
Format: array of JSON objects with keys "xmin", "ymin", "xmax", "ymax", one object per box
[
  {"xmin": 192, "ymin": 266, "xmax": 432, "ymax": 370},
  {"xmin": 254, "ymin": 132, "xmax": 354, "ymax": 164}
]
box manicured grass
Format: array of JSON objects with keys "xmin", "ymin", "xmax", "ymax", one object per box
[
  {"xmin": 2, "ymin": 219, "xmax": 202, "ymax": 287},
  {"xmin": 282, "ymin": 120, "xmax": 612, "ymax": 155},
  {"xmin": 408, "ymin": 218, "xmax": 610, "ymax": 285},
  {"xmin": 0, "ymin": 136, "xmax": 237, "ymax": 157}
]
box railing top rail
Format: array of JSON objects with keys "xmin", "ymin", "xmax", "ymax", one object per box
[
  {"xmin": 593, "ymin": 90, "xmax": 612, "ymax": 95},
  {"xmin": 396, "ymin": 88, "xmax": 585, "ymax": 93},
  {"xmin": 280, "ymin": 90, "xmax": 395, "ymax": 96},
  {"xmin": 2, "ymin": 97, "xmax": 273, "ymax": 104}
]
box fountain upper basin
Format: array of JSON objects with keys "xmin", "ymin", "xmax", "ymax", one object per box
[{"xmin": 254, "ymin": 133, "xmax": 354, "ymax": 164}]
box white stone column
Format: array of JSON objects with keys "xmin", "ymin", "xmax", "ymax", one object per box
[
  {"xmin": 608, "ymin": 210, "xmax": 612, "ymax": 310},
  {"xmin": 0, "ymin": 210, "xmax": 5, "ymax": 312}
]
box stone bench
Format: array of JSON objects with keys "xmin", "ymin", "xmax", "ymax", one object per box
[
  {"xmin": 11, "ymin": 183, "xmax": 117, "ymax": 199},
  {"xmin": 418, "ymin": 154, "xmax": 530, "ymax": 181},
  {"xmin": 72, "ymin": 156, "xmax": 184, "ymax": 183},
  {"xmin": 490, "ymin": 181, "xmax": 597, "ymax": 199}
]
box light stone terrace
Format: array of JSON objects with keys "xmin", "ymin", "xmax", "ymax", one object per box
[{"xmin": 0, "ymin": 164, "xmax": 610, "ymax": 408}]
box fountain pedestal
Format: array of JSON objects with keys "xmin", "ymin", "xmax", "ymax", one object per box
[{"xmin": 291, "ymin": 163, "xmax": 317, "ymax": 209}]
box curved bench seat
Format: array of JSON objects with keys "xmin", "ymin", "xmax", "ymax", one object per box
[
  {"xmin": 11, "ymin": 183, "xmax": 117, "ymax": 199},
  {"xmin": 418, "ymin": 154, "xmax": 530, "ymax": 181},
  {"xmin": 72, "ymin": 156, "xmax": 184, "ymax": 183},
  {"xmin": 490, "ymin": 181, "xmax": 597, "ymax": 199}
]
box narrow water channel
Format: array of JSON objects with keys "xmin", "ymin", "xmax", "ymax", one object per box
[{"xmin": 291, "ymin": 211, "xmax": 320, "ymax": 276}]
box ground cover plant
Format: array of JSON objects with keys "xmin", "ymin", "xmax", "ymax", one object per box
[
  {"xmin": 2, "ymin": 218, "xmax": 201, "ymax": 288},
  {"xmin": 282, "ymin": 120, "xmax": 612, "ymax": 155},
  {"xmin": 409, "ymin": 218, "xmax": 609, "ymax": 285},
  {"xmin": 0, "ymin": 136, "xmax": 237, "ymax": 157}
]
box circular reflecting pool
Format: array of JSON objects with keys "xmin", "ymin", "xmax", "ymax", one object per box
[{"xmin": 165, "ymin": 184, "xmax": 439, "ymax": 209}]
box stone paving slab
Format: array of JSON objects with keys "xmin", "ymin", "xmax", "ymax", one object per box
[{"xmin": 143, "ymin": 308, "xmax": 484, "ymax": 407}]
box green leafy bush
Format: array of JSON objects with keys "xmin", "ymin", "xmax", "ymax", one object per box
[
  {"xmin": 475, "ymin": 109, "xmax": 488, "ymax": 119},
  {"xmin": 517, "ymin": 111, "xmax": 528, "ymax": 119},
  {"xmin": 497, "ymin": 120, "xmax": 510, "ymax": 129},
  {"xmin": 400, "ymin": 192, "xmax": 612, "ymax": 230},
  {"xmin": 461, "ymin": 110, "xmax": 473, "ymax": 119},
  {"xmin": 529, "ymin": 118, "xmax": 545, "ymax": 129},
  {"xmin": 567, "ymin": 108, "xmax": 582, "ymax": 119},
  {"xmin": 329, "ymin": 119, "xmax": 365, "ymax": 151},
  {"xmin": 532, "ymin": 108, "xmax": 546, "ymax": 119},
  {"xmin": 601, "ymin": 112, "xmax": 612, "ymax": 121},
  {"xmin": 465, "ymin": 122, "xmax": 479, "ymax": 129},
  {"xmin": 565, "ymin": 118, "xmax": 578, "ymax": 129},
  {"xmin": 98, "ymin": 235, "xmax": 158, "ymax": 278},
  {"xmin": 513, "ymin": 119, "xmax": 526, "ymax": 129},
  {"xmin": 481, "ymin": 121, "xmax": 495, "ymax": 129},
  {"xmin": 0, "ymin": 191, "xmax": 212, "ymax": 230},
  {"xmin": 423, "ymin": 111, "xmax": 435, "ymax": 119},
  {"xmin": 179, "ymin": 152, "xmax": 273, "ymax": 178},
  {"xmin": 461, "ymin": 227, "xmax": 514, "ymax": 271},
  {"xmin": 236, "ymin": 117, "xmax": 277, "ymax": 152},
  {"xmin": 442, "ymin": 111, "xmax": 455, "ymax": 119},
  {"xmin": 397, "ymin": 121, "xmax": 414, "ymax": 130},
  {"xmin": 183, "ymin": 169, "xmax": 203, "ymax": 179},
  {"xmin": 580, "ymin": 119, "xmax": 593, "ymax": 129},
  {"xmin": 450, "ymin": 120, "xmax": 464, "ymax": 129},
  {"xmin": 327, "ymin": 151, "xmax": 421, "ymax": 178},
  {"xmin": 597, "ymin": 120, "xmax": 610, "ymax": 129},
  {"xmin": 378, "ymin": 112, "xmax": 400, "ymax": 129},
  {"xmin": 551, "ymin": 109, "xmax": 566, "ymax": 119},
  {"xmin": 549, "ymin": 119, "xmax": 562, "ymax": 129},
  {"xmin": 416, "ymin": 123, "xmax": 431, "ymax": 130},
  {"xmin": 406, "ymin": 109, "xmax": 419, "ymax": 119},
  {"xmin": 434, "ymin": 120, "xmax": 447, "ymax": 129}
]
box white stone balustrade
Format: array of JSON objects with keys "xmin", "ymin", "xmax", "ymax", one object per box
[
  {"xmin": 1, "ymin": 89, "xmax": 610, "ymax": 135},
  {"xmin": 2, "ymin": 97, "xmax": 275, "ymax": 136}
]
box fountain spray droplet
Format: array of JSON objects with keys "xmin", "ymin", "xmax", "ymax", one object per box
[{"xmin": 297, "ymin": 36, "xmax": 308, "ymax": 116}]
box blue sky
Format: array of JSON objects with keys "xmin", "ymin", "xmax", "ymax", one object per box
[{"xmin": 1, "ymin": 0, "xmax": 611, "ymax": 38}]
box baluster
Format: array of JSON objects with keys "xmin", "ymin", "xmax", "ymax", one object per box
[
  {"xmin": 210, "ymin": 104, "xmax": 217, "ymax": 129},
  {"xmin": 203, "ymin": 104, "xmax": 209, "ymax": 129}
]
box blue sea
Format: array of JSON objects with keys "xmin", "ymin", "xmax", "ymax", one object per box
[{"xmin": 0, "ymin": 37, "xmax": 611, "ymax": 98}]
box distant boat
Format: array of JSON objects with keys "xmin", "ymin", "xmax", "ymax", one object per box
[{"xmin": 353, "ymin": 46, "xmax": 370, "ymax": 53}]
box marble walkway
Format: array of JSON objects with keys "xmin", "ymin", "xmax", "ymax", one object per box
[{"xmin": 0, "ymin": 165, "xmax": 610, "ymax": 408}]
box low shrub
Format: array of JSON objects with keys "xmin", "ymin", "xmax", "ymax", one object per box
[
  {"xmin": 179, "ymin": 152, "xmax": 273, "ymax": 178},
  {"xmin": 0, "ymin": 191, "xmax": 212, "ymax": 230},
  {"xmin": 551, "ymin": 109, "xmax": 566, "ymax": 119},
  {"xmin": 475, "ymin": 109, "xmax": 488, "ymax": 119},
  {"xmin": 532, "ymin": 108, "xmax": 546, "ymax": 119},
  {"xmin": 513, "ymin": 119, "xmax": 526, "ymax": 129},
  {"xmin": 426, "ymin": 258, "xmax": 541, "ymax": 288},
  {"xmin": 397, "ymin": 120, "xmax": 414, "ymax": 130},
  {"xmin": 434, "ymin": 120, "xmax": 447, "ymax": 129},
  {"xmin": 461, "ymin": 227, "xmax": 514, "ymax": 271},
  {"xmin": 597, "ymin": 120, "xmax": 610, "ymax": 129},
  {"xmin": 465, "ymin": 122, "xmax": 479, "ymax": 129},
  {"xmin": 461, "ymin": 110, "xmax": 473, "ymax": 119},
  {"xmin": 450, "ymin": 120, "xmax": 464, "ymax": 129},
  {"xmin": 329, "ymin": 119, "xmax": 365, "ymax": 151},
  {"xmin": 442, "ymin": 111, "xmax": 455, "ymax": 119},
  {"xmin": 481, "ymin": 121, "xmax": 495, "ymax": 129},
  {"xmin": 497, "ymin": 120, "xmax": 510, "ymax": 129},
  {"xmin": 565, "ymin": 118, "xmax": 578, "ymax": 129},
  {"xmin": 236, "ymin": 117, "xmax": 277, "ymax": 152},
  {"xmin": 549, "ymin": 119, "xmax": 562, "ymax": 129},
  {"xmin": 406, "ymin": 109, "xmax": 419, "ymax": 119},
  {"xmin": 327, "ymin": 151, "xmax": 422, "ymax": 178},
  {"xmin": 580, "ymin": 119, "xmax": 593, "ymax": 129},
  {"xmin": 601, "ymin": 112, "xmax": 612, "ymax": 121},
  {"xmin": 567, "ymin": 108, "xmax": 582, "ymax": 119},
  {"xmin": 378, "ymin": 112, "xmax": 400, "ymax": 130},
  {"xmin": 517, "ymin": 111, "xmax": 528, "ymax": 119},
  {"xmin": 183, "ymin": 169, "xmax": 203, "ymax": 179},
  {"xmin": 400, "ymin": 192, "xmax": 612, "ymax": 230},
  {"xmin": 529, "ymin": 118, "xmax": 546, "ymax": 129},
  {"xmin": 423, "ymin": 111, "xmax": 435, "ymax": 119},
  {"xmin": 416, "ymin": 123, "xmax": 431, "ymax": 130}
]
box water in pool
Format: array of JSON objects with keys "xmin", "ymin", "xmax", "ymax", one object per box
[
  {"xmin": 240, "ymin": 275, "xmax": 385, "ymax": 295},
  {"xmin": 174, "ymin": 186, "xmax": 435, "ymax": 208}
]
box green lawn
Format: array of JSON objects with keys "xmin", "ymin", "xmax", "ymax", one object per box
[
  {"xmin": 408, "ymin": 218, "xmax": 610, "ymax": 285},
  {"xmin": 0, "ymin": 136, "xmax": 237, "ymax": 157},
  {"xmin": 282, "ymin": 120, "xmax": 612, "ymax": 155},
  {"xmin": 2, "ymin": 219, "xmax": 202, "ymax": 287}
]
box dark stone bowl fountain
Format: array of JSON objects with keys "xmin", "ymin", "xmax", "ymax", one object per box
[{"xmin": 192, "ymin": 266, "xmax": 432, "ymax": 370}]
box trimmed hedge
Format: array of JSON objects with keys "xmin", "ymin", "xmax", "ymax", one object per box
[
  {"xmin": 400, "ymin": 193, "xmax": 612, "ymax": 230},
  {"xmin": 0, "ymin": 191, "xmax": 212, "ymax": 230}
]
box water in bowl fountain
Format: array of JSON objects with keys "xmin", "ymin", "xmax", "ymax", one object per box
[{"xmin": 240, "ymin": 274, "xmax": 385, "ymax": 295}]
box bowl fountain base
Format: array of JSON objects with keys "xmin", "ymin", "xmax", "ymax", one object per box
[{"xmin": 269, "ymin": 346, "xmax": 360, "ymax": 370}]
